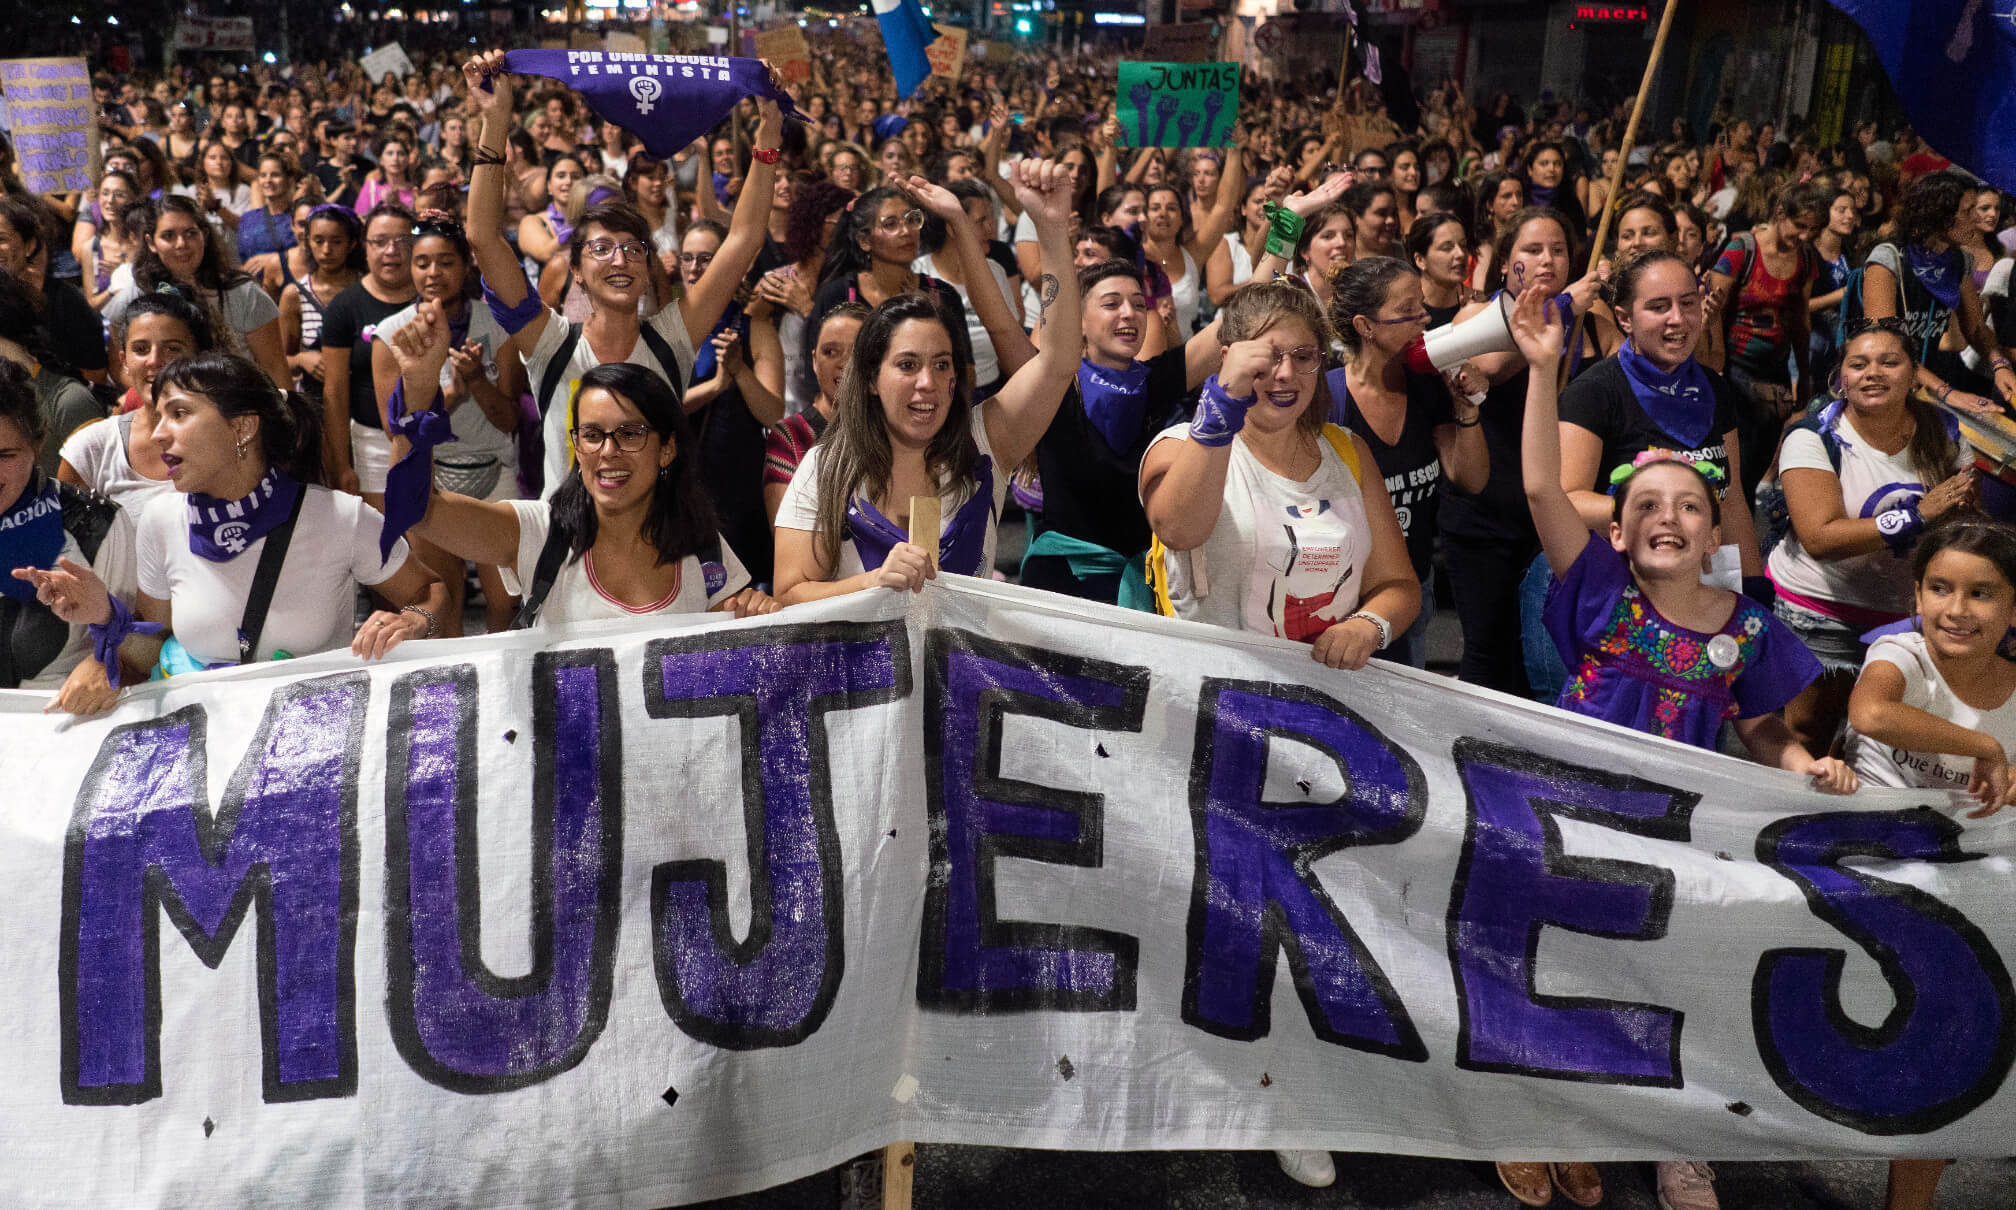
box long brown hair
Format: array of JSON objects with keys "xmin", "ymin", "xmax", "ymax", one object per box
[
  {"xmin": 811, "ymin": 292, "xmax": 977, "ymax": 575},
  {"xmin": 1842, "ymin": 321, "xmax": 1958, "ymax": 483},
  {"xmin": 1220, "ymin": 279, "xmax": 1337, "ymax": 441}
]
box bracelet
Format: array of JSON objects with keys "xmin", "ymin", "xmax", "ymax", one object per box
[
  {"xmin": 752, "ymin": 146, "xmax": 781, "ymax": 165},
  {"xmin": 1936, "ymin": 383, "xmax": 1955, "ymax": 402},
  {"xmin": 1874, "ymin": 502, "xmax": 1924, "ymax": 556},
  {"xmin": 472, "ymin": 146, "xmax": 505, "ymax": 167},
  {"xmin": 1347, "ymin": 610, "xmax": 1392, "ymax": 650},
  {"xmin": 400, "ymin": 604, "xmax": 439, "ymax": 639},
  {"xmin": 1261, "ymin": 201, "xmax": 1305, "ymax": 260},
  {"xmin": 1455, "ymin": 411, "xmax": 1481, "ymax": 427}
]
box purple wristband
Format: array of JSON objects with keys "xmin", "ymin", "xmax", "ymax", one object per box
[
  {"xmin": 481, "ymin": 269, "xmax": 546, "ymax": 336},
  {"xmin": 1189, "ymin": 375, "xmax": 1255, "ymax": 448},
  {"xmin": 87, "ymin": 595, "xmax": 164, "ymax": 689}
]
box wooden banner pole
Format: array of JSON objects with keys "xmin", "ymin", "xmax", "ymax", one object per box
[{"xmin": 1559, "ymin": 0, "xmax": 1682, "ymax": 386}]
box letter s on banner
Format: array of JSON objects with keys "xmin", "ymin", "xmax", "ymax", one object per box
[
  {"xmin": 647, "ymin": 621, "xmax": 909, "ymax": 1049},
  {"xmin": 1754, "ymin": 807, "xmax": 2016, "ymax": 1134},
  {"xmin": 918, "ymin": 629, "xmax": 1146, "ymax": 1012},
  {"xmin": 61, "ymin": 674, "xmax": 370, "ymax": 1105},
  {"xmin": 1181, "ymin": 679, "xmax": 1428, "ymax": 1057},
  {"xmin": 1447, "ymin": 739, "xmax": 1696, "ymax": 1085}
]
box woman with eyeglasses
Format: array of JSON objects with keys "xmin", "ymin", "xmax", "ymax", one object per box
[
  {"xmin": 102, "ymin": 195, "xmax": 290, "ymax": 390},
  {"xmin": 278, "ymin": 204, "xmax": 361, "ymax": 411},
  {"xmin": 773, "ymin": 159, "xmax": 1080, "ymax": 602},
  {"xmin": 371, "ymin": 215, "xmax": 525, "ymax": 636},
  {"xmin": 807, "ymin": 185, "xmax": 963, "ymax": 386},
  {"xmin": 319, "ymin": 201, "xmax": 418, "ymax": 500},
  {"xmin": 385, "ymin": 333, "xmax": 775, "ymax": 626},
  {"xmin": 77, "ymin": 172, "xmax": 140, "ymax": 311},
  {"xmin": 1139, "ymin": 275, "xmax": 1418, "ymax": 703}
]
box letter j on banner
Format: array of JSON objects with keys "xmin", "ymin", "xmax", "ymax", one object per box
[{"xmin": 1117, "ymin": 62, "xmax": 1241, "ymax": 149}]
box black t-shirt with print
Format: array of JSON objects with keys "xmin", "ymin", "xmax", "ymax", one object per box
[
  {"xmin": 1558, "ymin": 354, "xmax": 1743, "ymax": 501},
  {"xmin": 1329, "ymin": 366, "xmax": 1456, "ymax": 580}
]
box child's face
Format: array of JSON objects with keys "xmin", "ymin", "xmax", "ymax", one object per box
[
  {"xmin": 1916, "ymin": 549, "xmax": 2016, "ymax": 662},
  {"xmin": 1610, "ymin": 463, "xmax": 1720, "ymax": 580}
]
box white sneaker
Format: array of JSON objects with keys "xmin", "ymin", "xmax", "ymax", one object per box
[{"xmin": 1275, "ymin": 1149, "xmax": 1337, "ymax": 1188}]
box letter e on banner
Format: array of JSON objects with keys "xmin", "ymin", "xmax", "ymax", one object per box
[
  {"xmin": 1753, "ymin": 808, "xmax": 2016, "ymax": 1134},
  {"xmin": 1447, "ymin": 739, "xmax": 1695, "ymax": 1085},
  {"xmin": 1181, "ymin": 679, "xmax": 1427, "ymax": 1057}
]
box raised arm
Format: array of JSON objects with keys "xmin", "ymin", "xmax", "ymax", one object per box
[
  {"xmin": 978, "ymin": 159, "xmax": 1081, "ymax": 472},
  {"xmin": 909, "ymin": 174, "xmax": 1036, "ymax": 375},
  {"xmin": 1139, "ymin": 340, "xmax": 1274, "ymax": 550},
  {"xmin": 1245, "ymin": 170, "xmax": 1353, "ymax": 283},
  {"xmin": 1185, "ymin": 145, "xmax": 1244, "ymax": 263},
  {"xmin": 1512, "ymin": 283, "xmax": 1586, "ymax": 577},
  {"xmin": 685, "ymin": 99, "xmax": 784, "ymax": 350},
  {"xmin": 462, "ymin": 53, "xmax": 549, "ymax": 353}
]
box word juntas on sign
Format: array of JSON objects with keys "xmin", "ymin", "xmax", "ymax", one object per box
[
  {"xmin": 1116, "ymin": 60, "xmax": 1241, "ymax": 148},
  {"xmin": 44, "ymin": 600, "xmax": 2014, "ymax": 1153}
]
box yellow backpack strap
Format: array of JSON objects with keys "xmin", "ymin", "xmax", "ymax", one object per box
[
  {"xmin": 1144, "ymin": 534, "xmax": 1177, "ymax": 617},
  {"xmin": 1321, "ymin": 423, "xmax": 1363, "ymax": 484}
]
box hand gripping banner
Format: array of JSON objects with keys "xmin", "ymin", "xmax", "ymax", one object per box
[
  {"xmin": 499, "ymin": 50, "xmax": 809, "ymax": 159},
  {"xmin": 3, "ymin": 578, "xmax": 2014, "ymax": 1207}
]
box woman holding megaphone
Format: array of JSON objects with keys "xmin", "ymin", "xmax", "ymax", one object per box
[{"xmin": 1434, "ymin": 206, "xmax": 1604, "ymax": 698}]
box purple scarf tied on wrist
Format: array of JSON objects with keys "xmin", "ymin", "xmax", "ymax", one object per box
[
  {"xmin": 187, "ymin": 467, "xmax": 302, "ymax": 562},
  {"xmin": 499, "ymin": 51, "xmax": 809, "ymax": 160},
  {"xmin": 846, "ymin": 457, "xmax": 996, "ymax": 577}
]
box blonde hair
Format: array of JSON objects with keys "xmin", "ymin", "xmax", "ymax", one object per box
[{"xmin": 1218, "ymin": 279, "xmax": 1337, "ymax": 439}]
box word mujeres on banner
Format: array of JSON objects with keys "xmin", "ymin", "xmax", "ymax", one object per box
[{"xmin": 7, "ymin": 580, "xmax": 2016, "ymax": 1207}]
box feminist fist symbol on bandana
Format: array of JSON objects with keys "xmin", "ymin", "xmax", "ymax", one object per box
[{"xmin": 630, "ymin": 76, "xmax": 662, "ymax": 115}]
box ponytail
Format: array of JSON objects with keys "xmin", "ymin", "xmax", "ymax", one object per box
[{"xmin": 154, "ymin": 352, "xmax": 327, "ymax": 486}]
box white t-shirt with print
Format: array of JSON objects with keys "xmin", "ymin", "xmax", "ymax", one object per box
[
  {"xmin": 136, "ymin": 485, "xmax": 407, "ymax": 666},
  {"xmin": 520, "ymin": 303, "xmax": 696, "ymax": 500},
  {"xmin": 1845, "ymin": 631, "xmax": 2016, "ymax": 792},
  {"xmin": 775, "ymin": 409, "xmax": 1008, "ymax": 581},
  {"xmin": 498, "ymin": 498, "xmax": 749, "ymax": 625},
  {"xmin": 1767, "ymin": 414, "xmax": 1965, "ymax": 615},
  {"xmin": 1146, "ymin": 424, "xmax": 1372, "ymax": 639}
]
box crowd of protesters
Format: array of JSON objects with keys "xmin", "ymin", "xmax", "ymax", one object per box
[{"xmin": 2, "ymin": 23, "xmax": 2015, "ymax": 1210}]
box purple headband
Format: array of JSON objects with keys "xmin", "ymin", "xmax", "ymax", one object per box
[
  {"xmin": 585, "ymin": 186, "xmax": 622, "ymax": 209},
  {"xmin": 306, "ymin": 203, "xmax": 361, "ymax": 233}
]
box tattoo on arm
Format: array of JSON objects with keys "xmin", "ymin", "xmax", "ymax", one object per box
[{"xmin": 1037, "ymin": 274, "xmax": 1060, "ymax": 328}]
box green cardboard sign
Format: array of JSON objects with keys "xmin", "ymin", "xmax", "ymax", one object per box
[{"xmin": 1117, "ymin": 61, "xmax": 1240, "ymax": 149}]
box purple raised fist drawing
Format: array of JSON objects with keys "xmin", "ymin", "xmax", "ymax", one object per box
[
  {"xmin": 1176, "ymin": 110, "xmax": 1201, "ymax": 146},
  {"xmin": 1129, "ymin": 82, "xmax": 1154, "ymax": 145},
  {"xmin": 1153, "ymin": 95, "xmax": 1180, "ymax": 146},
  {"xmin": 1201, "ymin": 90, "xmax": 1227, "ymax": 144}
]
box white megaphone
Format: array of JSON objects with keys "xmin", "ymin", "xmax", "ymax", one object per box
[{"xmin": 1404, "ymin": 292, "xmax": 1519, "ymax": 375}]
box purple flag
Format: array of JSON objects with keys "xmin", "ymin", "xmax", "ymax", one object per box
[{"xmin": 500, "ymin": 51, "xmax": 808, "ymax": 159}]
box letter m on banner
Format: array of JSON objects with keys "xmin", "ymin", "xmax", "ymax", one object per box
[{"xmin": 59, "ymin": 675, "xmax": 369, "ymax": 1105}]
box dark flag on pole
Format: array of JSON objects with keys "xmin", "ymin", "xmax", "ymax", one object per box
[
  {"xmin": 500, "ymin": 51, "xmax": 808, "ymax": 159},
  {"xmin": 1822, "ymin": 0, "xmax": 2016, "ymax": 193}
]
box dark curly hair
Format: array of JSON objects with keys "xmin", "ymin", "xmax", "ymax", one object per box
[
  {"xmin": 784, "ymin": 177, "xmax": 856, "ymax": 265},
  {"xmin": 1895, "ymin": 170, "xmax": 1974, "ymax": 249}
]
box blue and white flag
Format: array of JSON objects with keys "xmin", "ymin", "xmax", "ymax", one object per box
[
  {"xmin": 872, "ymin": 0, "xmax": 939, "ymax": 99},
  {"xmin": 1824, "ymin": 0, "xmax": 2016, "ymax": 193},
  {"xmin": 500, "ymin": 51, "xmax": 808, "ymax": 159}
]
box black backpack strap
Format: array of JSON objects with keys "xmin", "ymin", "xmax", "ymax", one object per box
[
  {"xmin": 237, "ymin": 486, "xmax": 307, "ymax": 664},
  {"xmin": 508, "ymin": 513, "xmax": 576, "ymax": 630},
  {"xmin": 636, "ymin": 320, "xmax": 684, "ymax": 392},
  {"xmin": 535, "ymin": 322, "xmax": 585, "ymax": 419},
  {"xmin": 56, "ymin": 482, "xmax": 118, "ymax": 565}
]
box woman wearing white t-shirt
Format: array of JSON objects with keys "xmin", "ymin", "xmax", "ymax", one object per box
[
  {"xmin": 33, "ymin": 352, "xmax": 446, "ymax": 705},
  {"xmin": 371, "ymin": 216, "xmax": 524, "ymax": 636},
  {"xmin": 59, "ymin": 292, "xmax": 216, "ymax": 517},
  {"xmin": 773, "ymin": 159, "xmax": 1082, "ymax": 601},
  {"xmin": 388, "ymin": 342, "xmax": 775, "ymax": 627},
  {"xmin": 1769, "ymin": 321, "xmax": 1974, "ymax": 752}
]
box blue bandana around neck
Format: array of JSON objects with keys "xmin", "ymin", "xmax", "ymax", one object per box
[
  {"xmin": 846, "ymin": 457, "xmax": 996, "ymax": 577},
  {"xmin": 186, "ymin": 467, "xmax": 302, "ymax": 563},
  {"xmin": 1077, "ymin": 359, "xmax": 1153, "ymax": 454},
  {"xmin": 1905, "ymin": 242, "xmax": 1965, "ymax": 312},
  {"xmin": 1617, "ymin": 340, "xmax": 1717, "ymax": 449},
  {"xmin": 499, "ymin": 51, "xmax": 809, "ymax": 160},
  {"xmin": 0, "ymin": 476, "xmax": 64, "ymax": 604},
  {"xmin": 1526, "ymin": 183, "xmax": 1558, "ymax": 209}
]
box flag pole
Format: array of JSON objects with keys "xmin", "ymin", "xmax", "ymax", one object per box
[{"xmin": 1559, "ymin": 0, "xmax": 1682, "ymax": 387}]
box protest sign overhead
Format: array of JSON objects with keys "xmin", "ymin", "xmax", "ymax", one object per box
[
  {"xmin": 927, "ymin": 23, "xmax": 969, "ymax": 79},
  {"xmin": 1117, "ymin": 61, "xmax": 1241, "ymax": 148},
  {"xmin": 170, "ymin": 15, "xmax": 255, "ymax": 52},
  {"xmin": 753, "ymin": 25, "xmax": 814, "ymax": 85},
  {"xmin": 0, "ymin": 58, "xmax": 98, "ymax": 193},
  {"xmin": 360, "ymin": 43, "xmax": 417, "ymax": 84},
  {"xmin": 4, "ymin": 579, "xmax": 2014, "ymax": 1208},
  {"xmin": 1142, "ymin": 20, "xmax": 1220, "ymax": 62}
]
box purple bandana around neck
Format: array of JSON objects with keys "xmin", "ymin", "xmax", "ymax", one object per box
[
  {"xmin": 1905, "ymin": 242, "xmax": 1965, "ymax": 312},
  {"xmin": 186, "ymin": 467, "xmax": 302, "ymax": 563},
  {"xmin": 545, "ymin": 202, "xmax": 575, "ymax": 247},
  {"xmin": 1617, "ymin": 339, "xmax": 1717, "ymax": 449},
  {"xmin": 1526, "ymin": 183, "xmax": 1558, "ymax": 209},
  {"xmin": 500, "ymin": 51, "xmax": 809, "ymax": 160},
  {"xmin": 0, "ymin": 476, "xmax": 64, "ymax": 605},
  {"xmin": 846, "ymin": 457, "xmax": 996, "ymax": 576},
  {"xmin": 1078, "ymin": 359, "xmax": 1153, "ymax": 454}
]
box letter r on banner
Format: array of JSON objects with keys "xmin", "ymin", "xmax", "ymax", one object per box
[
  {"xmin": 647, "ymin": 621, "xmax": 910, "ymax": 1049},
  {"xmin": 1754, "ymin": 808, "xmax": 2016, "ymax": 1134},
  {"xmin": 1448, "ymin": 739, "xmax": 1695, "ymax": 1085},
  {"xmin": 61, "ymin": 675, "xmax": 369, "ymax": 1105},
  {"xmin": 1182, "ymin": 680, "xmax": 1427, "ymax": 1057},
  {"xmin": 919, "ymin": 630, "xmax": 1146, "ymax": 1013}
]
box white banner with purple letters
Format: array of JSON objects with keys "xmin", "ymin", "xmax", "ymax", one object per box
[{"xmin": 2, "ymin": 577, "xmax": 2013, "ymax": 1207}]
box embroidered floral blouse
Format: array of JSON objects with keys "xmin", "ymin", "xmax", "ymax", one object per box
[{"xmin": 1544, "ymin": 535, "xmax": 1820, "ymax": 749}]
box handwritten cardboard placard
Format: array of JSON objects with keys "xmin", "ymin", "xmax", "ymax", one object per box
[
  {"xmin": 1117, "ymin": 61, "xmax": 1239, "ymax": 148},
  {"xmin": 170, "ymin": 15, "xmax": 255, "ymax": 52},
  {"xmin": 1141, "ymin": 20, "xmax": 1218, "ymax": 63},
  {"xmin": 927, "ymin": 24, "xmax": 968, "ymax": 79},
  {"xmin": 0, "ymin": 58, "xmax": 99, "ymax": 193},
  {"xmin": 984, "ymin": 39, "xmax": 1015, "ymax": 63},
  {"xmin": 753, "ymin": 25, "xmax": 812, "ymax": 85},
  {"xmin": 360, "ymin": 43, "xmax": 416, "ymax": 84},
  {"xmin": 604, "ymin": 31, "xmax": 647, "ymax": 55}
]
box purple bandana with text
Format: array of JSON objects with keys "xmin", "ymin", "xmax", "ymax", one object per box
[{"xmin": 500, "ymin": 51, "xmax": 808, "ymax": 160}]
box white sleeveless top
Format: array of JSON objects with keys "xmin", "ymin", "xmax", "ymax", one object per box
[{"xmin": 1168, "ymin": 248, "xmax": 1201, "ymax": 335}]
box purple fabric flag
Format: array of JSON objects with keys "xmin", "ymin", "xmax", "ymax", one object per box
[{"xmin": 500, "ymin": 51, "xmax": 808, "ymax": 160}]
